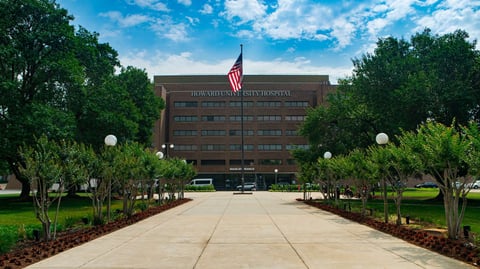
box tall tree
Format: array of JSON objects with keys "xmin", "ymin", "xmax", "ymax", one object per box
[
  {"xmin": 298, "ymin": 29, "xmax": 480, "ymax": 163},
  {"xmin": 0, "ymin": 0, "xmax": 79, "ymax": 199}
]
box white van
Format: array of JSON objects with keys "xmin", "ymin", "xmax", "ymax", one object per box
[{"xmin": 189, "ymin": 178, "xmax": 213, "ymax": 186}]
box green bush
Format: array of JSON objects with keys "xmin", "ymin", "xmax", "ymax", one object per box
[
  {"xmin": 0, "ymin": 226, "xmax": 20, "ymax": 254},
  {"xmin": 184, "ymin": 184, "xmax": 215, "ymax": 192},
  {"xmin": 136, "ymin": 202, "xmax": 149, "ymax": 212}
]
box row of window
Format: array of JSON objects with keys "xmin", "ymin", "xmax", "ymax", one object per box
[
  {"xmin": 174, "ymin": 115, "xmax": 306, "ymax": 122},
  {"xmin": 174, "ymin": 101, "xmax": 309, "ymax": 108},
  {"xmin": 174, "ymin": 130, "xmax": 298, "ymax": 136},
  {"xmin": 173, "ymin": 144, "xmax": 309, "ymax": 151},
  {"xmin": 198, "ymin": 159, "xmax": 297, "ymax": 166}
]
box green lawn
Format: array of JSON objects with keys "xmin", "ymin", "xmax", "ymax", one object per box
[
  {"xmin": 347, "ymin": 188, "xmax": 480, "ymax": 235},
  {"xmin": 0, "ymin": 193, "xmax": 124, "ymax": 227}
]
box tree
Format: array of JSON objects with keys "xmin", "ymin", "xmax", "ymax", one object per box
[
  {"xmin": 18, "ymin": 136, "xmax": 62, "ymax": 241},
  {"xmin": 298, "ymin": 29, "xmax": 480, "ymax": 165},
  {"xmin": 18, "ymin": 136, "xmax": 89, "ymax": 241},
  {"xmin": 400, "ymin": 121, "xmax": 474, "ymax": 239},
  {"xmin": 116, "ymin": 67, "xmax": 164, "ymax": 145},
  {"xmin": 0, "ymin": 0, "xmax": 79, "ymax": 199},
  {"xmin": 384, "ymin": 142, "xmax": 422, "ymax": 225}
]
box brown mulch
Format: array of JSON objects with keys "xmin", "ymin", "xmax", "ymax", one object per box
[
  {"xmin": 0, "ymin": 199, "xmax": 191, "ymax": 269},
  {"xmin": 301, "ymin": 199, "xmax": 480, "ymax": 267}
]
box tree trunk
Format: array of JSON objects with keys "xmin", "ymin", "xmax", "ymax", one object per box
[{"xmin": 10, "ymin": 163, "xmax": 31, "ymax": 200}]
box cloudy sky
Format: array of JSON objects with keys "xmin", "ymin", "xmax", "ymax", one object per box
[{"xmin": 56, "ymin": 0, "xmax": 479, "ymax": 84}]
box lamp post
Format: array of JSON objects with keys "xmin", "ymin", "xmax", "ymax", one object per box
[
  {"xmin": 274, "ymin": 169, "xmax": 278, "ymax": 185},
  {"xmin": 104, "ymin": 134, "xmax": 117, "ymax": 222},
  {"xmin": 161, "ymin": 143, "xmax": 174, "ymax": 158},
  {"xmin": 323, "ymin": 151, "xmax": 332, "ymax": 200},
  {"xmin": 376, "ymin": 132, "xmax": 389, "ymax": 223}
]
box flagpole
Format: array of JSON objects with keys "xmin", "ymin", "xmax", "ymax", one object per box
[{"xmin": 240, "ymin": 44, "xmax": 245, "ymax": 193}]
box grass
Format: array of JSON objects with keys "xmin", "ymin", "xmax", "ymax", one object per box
[
  {"xmin": 0, "ymin": 193, "xmax": 123, "ymax": 227},
  {"xmin": 344, "ymin": 188, "xmax": 480, "ymax": 235}
]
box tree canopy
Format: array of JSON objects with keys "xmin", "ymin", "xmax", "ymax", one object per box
[
  {"xmin": 0, "ymin": 0, "xmax": 164, "ymax": 198},
  {"xmin": 298, "ymin": 29, "xmax": 480, "ymax": 160}
]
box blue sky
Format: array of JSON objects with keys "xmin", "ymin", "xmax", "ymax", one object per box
[{"xmin": 56, "ymin": 0, "xmax": 479, "ymax": 84}]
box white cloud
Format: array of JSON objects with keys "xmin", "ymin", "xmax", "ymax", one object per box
[
  {"xmin": 414, "ymin": 0, "xmax": 480, "ymax": 48},
  {"xmin": 100, "ymin": 11, "xmax": 152, "ymax": 27},
  {"xmin": 254, "ymin": 1, "xmax": 332, "ymax": 41},
  {"xmin": 223, "ymin": 0, "xmax": 267, "ymax": 23},
  {"xmin": 150, "ymin": 17, "xmax": 190, "ymax": 41},
  {"xmin": 200, "ymin": 4, "xmax": 213, "ymax": 14},
  {"xmin": 119, "ymin": 50, "xmax": 352, "ymax": 84},
  {"xmin": 178, "ymin": 0, "xmax": 191, "ymax": 6},
  {"xmin": 127, "ymin": 0, "xmax": 169, "ymax": 11}
]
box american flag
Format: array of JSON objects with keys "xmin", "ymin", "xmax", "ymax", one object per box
[{"xmin": 228, "ymin": 53, "xmax": 243, "ymax": 92}]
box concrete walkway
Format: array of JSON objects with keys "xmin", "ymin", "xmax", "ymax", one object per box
[{"xmin": 27, "ymin": 192, "xmax": 475, "ymax": 269}]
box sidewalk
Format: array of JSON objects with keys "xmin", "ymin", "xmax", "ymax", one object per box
[{"xmin": 26, "ymin": 192, "xmax": 474, "ymax": 269}]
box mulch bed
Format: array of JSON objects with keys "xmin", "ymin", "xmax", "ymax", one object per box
[
  {"xmin": 0, "ymin": 198, "xmax": 191, "ymax": 269},
  {"xmin": 301, "ymin": 198, "xmax": 480, "ymax": 267}
]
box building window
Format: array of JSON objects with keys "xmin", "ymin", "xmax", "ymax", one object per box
[
  {"xmin": 259, "ymin": 159, "xmax": 283, "ymax": 165},
  {"xmin": 257, "ymin": 101, "xmax": 281, "ymax": 107},
  {"xmin": 174, "ymin": 116, "xmax": 198, "ymax": 122},
  {"xmin": 229, "ymin": 144, "xmax": 254, "ymax": 151},
  {"xmin": 285, "ymin": 115, "xmax": 306, "ymax": 121},
  {"xmin": 229, "ymin": 115, "xmax": 253, "ymax": 121},
  {"xmin": 258, "ymin": 144, "xmax": 282, "ymax": 151},
  {"xmin": 202, "ymin": 101, "xmax": 226, "ymax": 107},
  {"xmin": 201, "ymin": 130, "xmax": 226, "ymax": 136},
  {"xmin": 285, "ymin": 101, "xmax": 309, "ymax": 107},
  {"xmin": 201, "ymin": 160, "xmax": 226, "ymax": 165},
  {"xmin": 175, "ymin": 145, "xmax": 198, "ymax": 151},
  {"xmin": 257, "ymin": 115, "xmax": 281, "ymax": 121},
  {"xmin": 286, "ymin": 144, "xmax": 310, "ymax": 150},
  {"xmin": 229, "ymin": 101, "xmax": 253, "ymax": 107},
  {"xmin": 201, "ymin": 144, "xmax": 226, "ymax": 151},
  {"xmin": 174, "ymin": 101, "xmax": 198, "ymax": 107},
  {"xmin": 202, "ymin": 115, "xmax": 226, "ymax": 122},
  {"xmin": 257, "ymin": 130, "xmax": 282, "ymax": 136},
  {"xmin": 229, "ymin": 130, "xmax": 254, "ymax": 136},
  {"xmin": 229, "ymin": 159, "xmax": 254, "ymax": 165},
  {"xmin": 285, "ymin": 130, "xmax": 298, "ymax": 136},
  {"xmin": 173, "ymin": 130, "xmax": 198, "ymax": 136}
]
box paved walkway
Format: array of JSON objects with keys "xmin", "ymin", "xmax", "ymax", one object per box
[{"xmin": 27, "ymin": 192, "xmax": 474, "ymax": 269}]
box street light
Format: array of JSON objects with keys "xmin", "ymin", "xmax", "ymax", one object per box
[
  {"xmin": 323, "ymin": 151, "xmax": 332, "ymax": 200},
  {"xmin": 376, "ymin": 132, "xmax": 389, "ymax": 223},
  {"xmin": 161, "ymin": 143, "xmax": 174, "ymax": 158},
  {"xmin": 274, "ymin": 169, "xmax": 278, "ymax": 185},
  {"xmin": 104, "ymin": 134, "xmax": 117, "ymax": 222}
]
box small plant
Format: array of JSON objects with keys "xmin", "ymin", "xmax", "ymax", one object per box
[{"xmin": 0, "ymin": 226, "xmax": 19, "ymax": 254}]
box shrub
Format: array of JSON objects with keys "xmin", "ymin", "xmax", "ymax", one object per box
[
  {"xmin": 0, "ymin": 226, "xmax": 19, "ymax": 254},
  {"xmin": 184, "ymin": 184, "xmax": 215, "ymax": 192}
]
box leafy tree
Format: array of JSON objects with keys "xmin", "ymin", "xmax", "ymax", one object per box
[
  {"xmin": 0, "ymin": 0, "xmax": 79, "ymax": 199},
  {"xmin": 18, "ymin": 136, "xmax": 62, "ymax": 241},
  {"xmin": 400, "ymin": 121, "xmax": 474, "ymax": 239},
  {"xmin": 298, "ymin": 29, "xmax": 480, "ymax": 163},
  {"xmin": 0, "ymin": 1, "xmax": 164, "ymax": 199},
  {"xmin": 297, "ymin": 162, "xmax": 318, "ymax": 200},
  {"xmin": 17, "ymin": 136, "xmax": 89, "ymax": 241},
  {"xmin": 116, "ymin": 67, "xmax": 164, "ymax": 145},
  {"xmin": 383, "ymin": 142, "xmax": 422, "ymax": 225}
]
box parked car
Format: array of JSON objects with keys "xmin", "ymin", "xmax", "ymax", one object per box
[
  {"xmin": 236, "ymin": 182, "xmax": 256, "ymax": 191},
  {"xmin": 414, "ymin": 182, "xmax": 438, "ymax": 188},
  {"xmin": 467, "ymin": 180, "xmax": 480, "ymax": 189}
]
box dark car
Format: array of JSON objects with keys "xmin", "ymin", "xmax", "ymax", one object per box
[
  {"xmin": 414, "ymin": 182, "xmax": 438, "ymax": 188},
  {"xmin": 236, "ymin": 182, "xmax": 256, "ymax": 191}
]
